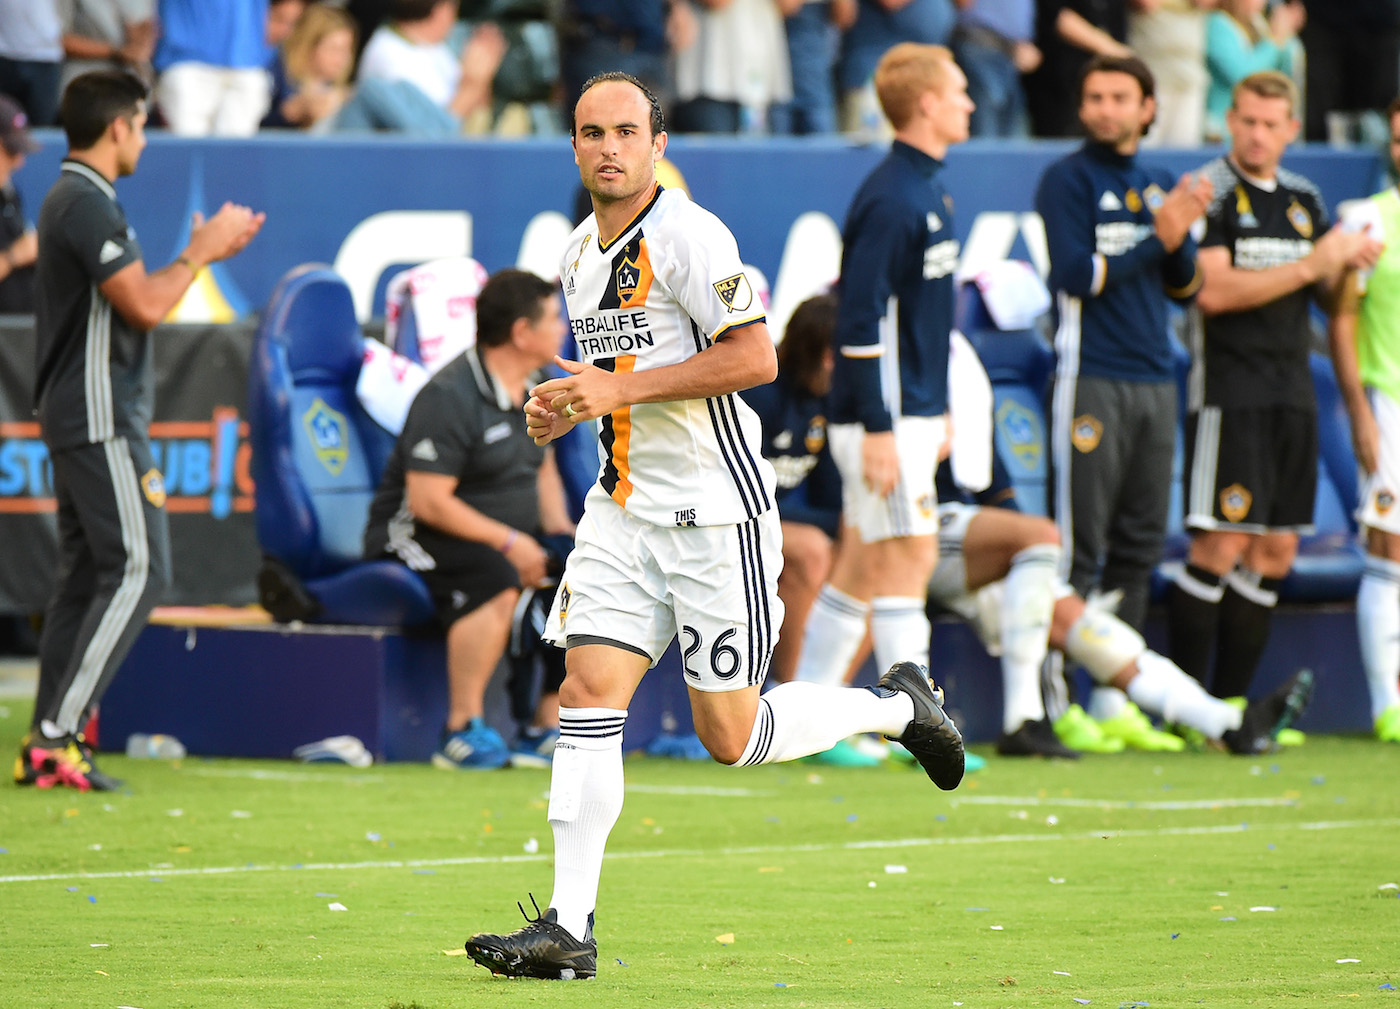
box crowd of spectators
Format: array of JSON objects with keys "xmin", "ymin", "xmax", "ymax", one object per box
[{"xmin": 0, "ymin": 0, "xmax": 1396, "ymax": 142}]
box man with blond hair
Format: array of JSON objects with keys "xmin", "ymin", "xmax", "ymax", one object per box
[
  {"xmin": 1167, "ymin": 70, "xmax": 1380, "ymax": 723},
  {"xmin": 791, "ymin": 45, "xmax": 1001, "ymax": 728}
]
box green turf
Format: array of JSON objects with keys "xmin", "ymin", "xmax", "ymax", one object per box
[{"xmin": 2, "ymin": 696, "xmax": 1397, "ymax": 1008}]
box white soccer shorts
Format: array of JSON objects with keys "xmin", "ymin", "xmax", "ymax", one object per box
[
  {"xmin": 1358, "ymin": 386, "xmax": 1400, "ymax": 535},
  {"xmin": 543, "ymin": 486, "xmax": 785, "ymax": 692},
  {"xmin": 828, "ymin": 415, "xmax": 946, "ymax": 543}
]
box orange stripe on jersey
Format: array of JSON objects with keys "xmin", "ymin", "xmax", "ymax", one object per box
[
  {"xmin": 606, "ymin": 355, "xmax": 637, "ymax": 507},
  {"xmin": 617, "ymin": 237, "xmax": 654, "ymax": 309}
]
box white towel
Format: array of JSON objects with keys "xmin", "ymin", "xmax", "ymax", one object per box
[
  {"xmin": 383, "ymin": 256, "xmax": 489, "ymax": 374},
  {"xmin": 1337, "ymin": 198, "xmax": 1386, "ymax": 295},
  {"xmin": 356, "ymin": 338, "xmax": 429, "ymax": 435},
  {"xmin": 947, "ymin": 329, "xmax": 993, "ymax": 493}
]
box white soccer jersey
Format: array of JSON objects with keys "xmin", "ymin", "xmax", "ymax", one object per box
[{"xmin": 560, "ymin": 185, "xmax": 777, "ymax": 528}]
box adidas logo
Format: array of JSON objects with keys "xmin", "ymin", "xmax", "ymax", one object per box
[
  {"xmin": 98, "ymin": 239, "xmax": 124, "ymax": 264},
  {"xmin": 1098, "ymin": 191, "xmax": 1123, "ymax": 212},
  {"xmin": 772, "ymin": 430, "xmax": 793, "ymax": 450},
  {"xmin": 926, "ymin": 210, "xmax": 943, "ymax": 233},
  {"xmin": 410, "ymin": 438, "xmax": 438, "ymax": 461}
]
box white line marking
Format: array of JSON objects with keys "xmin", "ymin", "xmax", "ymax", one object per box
[
  {"xmin": 185, "ymin": 768, "xmax": 387, "ymax": 784},
  {"xmin": 951, "ymin": 795, "xmax": 1299, "ymax": 810},
  {"xmin": 624, "ymin": 784, "xmax": 772, "ymax": 797},
  {"xmin": 2, "ymin": 818, "xmax": 1396, "ymax": 886}
]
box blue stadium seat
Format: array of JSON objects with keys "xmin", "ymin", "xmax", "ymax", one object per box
[{"xmin": 248, "ymin": 264, "xmax": 435, "ymax": 626}]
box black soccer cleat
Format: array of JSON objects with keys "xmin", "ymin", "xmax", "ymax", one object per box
[
  {"xmin": 464, "ymin": 897, "xmax": 597, "ymax": 980},
  {"xmin": 996, "ymin": 718, "xmax": 1081, "ymax": 759},
  {"xmin": 879, "ymin": 661, "xmax": 964, "ymax": 790},
  {"xmin": 1222, "ymin": 668, "xmax": 1314, "ymax": 756}
]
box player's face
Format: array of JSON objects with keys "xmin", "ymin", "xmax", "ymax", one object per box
[
  {"xmin": 1226, "ymin": 91, "xmax": 1298, "ymax": 177},
  {"xmin": 114, "ymin": 104, "xmax": 148, "ymax": 177},
  {"xmin": 572, "ymin": 81, "xmax": 666, "ymax": 206},
  {"xmin": 926, "ymin": 63, "xmax": 974, "ymax": 148},
  {"xmin": 1079, "ymin": 71, "xmax": 1153, "ymax": 150}
]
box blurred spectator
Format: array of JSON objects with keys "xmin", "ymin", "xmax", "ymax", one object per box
[
  {"xmin": 557, "ymin": 0, "xmax": 683, "ymax": 111},
  {"xmin": 952, "ymin": 0, "xmax": 1040, "ymax": 138},
  {"xmin": 1129, "ymin": 0, "xmax": 1214, "ymax": 147},
  {"xmin": 1204, "ymin": 0, "xmax": 1303, "ymax": 142},
  {"xmin": 264, "ymin": 4, "xmax": 357, "ymax": 131},
  {"xmin": 336, "ymin": 0, "xmax": 505, "ymax": 136},
  {"xmin": 344, "ymin": 0, "xmax": 390, "ymax": 62},
  {"xmin": 772, "ymin": 0, "xmax": 854, "ymax": 135},
  {"xmin": 672, "ymin": 0, "xmax": 792, "ymax": 134},
  {"xmin": 0, "ymin": 93, "xmax": 38, "ymax": 313},
  {"xmin": 0, "ymin": 0, "xmax": 63, "ymax": 126},
  {"xmin": 837, "ymin": 0, "xmax": 956, "ymax": 138},
  {"xmin": 1299, "ymin": 1, "xmax": 1400, "ymax": 145},
  {"xmin": 58, "ymin": 0, "xmax": 157, "ymax": 90},
  {"xmin": 266, "ymin": 0, "xmax": 306, "ymax": 50},
  {"xmin": 153, "ymin": 0, "xmax": 276, "ymax": 136},
  {"xmin": 1028, "ymin": 0, "xmax": 1129, "ymax": 138}
]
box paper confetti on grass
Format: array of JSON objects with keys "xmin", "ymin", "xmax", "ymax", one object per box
[
  {"xmin": 441, "ymin": 948, "xmax": 468, "ymax": 956},
  {"xmin": 1250, "ymin": 906, "xmax": 1277, "ymax": 912},
  {"xmin": 327, "ymin": 902, "xmax": 347, "ymax": 911},
  {"xmin": 715, "ymin": 933, "xmax": 735, "ymax": 945},
  {"xmin": 1338, "ymin": 959, "xmax": 1361, "ymax": 964},
  {"xmin": 884, "ymin": 865, "xmax": 907, "ymax": 874}
]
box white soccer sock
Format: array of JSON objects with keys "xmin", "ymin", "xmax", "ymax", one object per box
[
  {"xmin": 735, "ymin": 682, "xmax": 914, "ymax": 765},
  {"xmin": 1125, "ymin": 650, "xmax": 1241, "ymax": 738},
  {"xmin": 794, "ymin": 585, "xmax": 871, "ymax": 686},
  {"xmin": 999, "ymin": 544, "xmax": 1059, "ymax": 732},
  {"xmin": 1088, "ymin": 685, "xmax": 1130, "ymax": 720},
  {"xmin": 1358, "ymin": 556, "xmax": 1400, "ymax": 720},
  {"xmin": 870, "ymin": 596, "xmax": 931, "ymax": 675},
  {"xmin": 547, "ymin": 707, "xmax": 627, "ymax": 941}
]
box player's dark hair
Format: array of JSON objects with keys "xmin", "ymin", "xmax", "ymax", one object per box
[
  {"xmin": 778, "ymin": 292, "xmax": 837, "ymax": 398},
  {"xmin": 573, "ymin": 71, "xmax": 665, "ymax": 137},
  {"xmin": 389, "ymin": 0, "xmax": 447, "ymax": 21},
  {"xmin": 60, "ymin": 70, "xmax": 149, "ymax": 150},
  {"xmin": 1078, "ymin": 54, "xmax": 1156, "ymax": 135},
  {"xmin": 1387, "ymin": 95, "xmax": 1400, "ymax": 124},
  {"xmin": 477, "ymin": 268, "xmax": 556, "ymax": 349}
]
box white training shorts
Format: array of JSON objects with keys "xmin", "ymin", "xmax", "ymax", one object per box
[
  {"xmin": 827, "ymin": 415, "xmax": 946, "ymax": 543},
  {"xmin": 1357, "ymin": 386, "xmax": 1400, "ymax": 535},
  {"xmin": 543, "ymin": 486, "xmax": 785, "ymax": 692}
]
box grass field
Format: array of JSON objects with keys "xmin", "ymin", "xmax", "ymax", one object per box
[{"xmin": 2, "ymin": 694, "xmax": 1398, "ymax": 1009}]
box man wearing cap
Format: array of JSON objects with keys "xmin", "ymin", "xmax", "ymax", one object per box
[{"xmin": 0, "ymin": 93, "xmax": 39, "ymax": 313}]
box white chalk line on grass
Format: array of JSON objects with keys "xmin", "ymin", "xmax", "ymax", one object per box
[
  {"xmin": 183, "ymin": 769, "xmax": 771, "ymax": 797},
  {"xmin": 951, "ymin": 795, "xmax": 1299, "ymax": 810},
  {"xmin": 3, "ymin": 817, "xmax": 1398, "ymax": 886}
]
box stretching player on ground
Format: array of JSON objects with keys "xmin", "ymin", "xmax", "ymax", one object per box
[{"xmin": 461, "ymin": 71, "xmax": 964, "ymax": 982}]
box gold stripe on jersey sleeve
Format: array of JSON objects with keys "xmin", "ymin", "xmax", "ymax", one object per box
[{"xmin": 608, "ymin": 355, "xmax": 637, "ymax": 508}]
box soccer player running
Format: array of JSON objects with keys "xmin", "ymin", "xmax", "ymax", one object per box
[
  {"xmin": 462, "ymin": 71, "xmax": 964, "ymax": 981},
  {"xmin": 16, "ymin": 71, "xmax": 262, "ymax": 792},
  {"xmin": 1037, "ymin": 54, "xmax": 1212, "ymax": 752},
  {"xmin": 788, "ymin": 44, "xmax": 978, "ymax": 701},
  {"xmin": 1328, "ymin": 95, "xmax": 1400, "ymax": 743},
  {"xmin": 1166, "ymin": 71, "xmax": 1379, "ymax": 728}
]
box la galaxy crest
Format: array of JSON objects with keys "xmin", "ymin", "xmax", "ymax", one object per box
[
  {"xmin": 1377, "ymin": 489, "xmax": 1395, "ymax": 515},
  {"xmin": 1287, "ymin": 199, "xmax": 1313, "ymax": 239},
  {"xmin": 1071, "ymin": 414, "xmax": 1102, "ymax": 454},
  {"xmin": 141, "ymin": 468, "xmax": 166, "ymax": 508},
  {"xmin": 713, "ymin": 272, "xmax": 754, "ymax": 313},
  {"xmin": 996, "ymin": 400, "xmax": 1042, "ymax": 470},
  {"xmin": 805, "ymin": 415, "xmax": 827, "ymax": 455},
  {"xmin": 1220, "ymin": 483, "xmax": 1252, "ymax": 523},
  {"xmin": 302, "ymin": 397, "xmax": 349, "ymax": 476}
]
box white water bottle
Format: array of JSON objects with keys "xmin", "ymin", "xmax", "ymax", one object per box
[{"xmin": 125, "ymin": 733, "xmax": 187, "ymax": 759}]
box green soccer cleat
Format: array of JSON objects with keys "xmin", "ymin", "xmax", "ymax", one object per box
[
  {"xmin": 1052, "ymin": 704, "xmax": 1125, "ymax": 754},
  {"xmin": 1375, "ymin": 704, "xmax": 1400, "ymax": 743},
  {"xmin": 1097, "ymin": 702, "xmax": 1185, "ymax": 752}
]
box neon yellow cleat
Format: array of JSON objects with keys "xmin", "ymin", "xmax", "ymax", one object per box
[
  {"xmin": 1097, "ymin": 702, "xmax": 1186, "ymax": 752},
  {"xmin": 1053, "ymin": 704, "xmax": 1126, "ymax": 753},
  {"xmin": 1376, "ymin": 704, "xmax": 1400, "ymax": 743}
]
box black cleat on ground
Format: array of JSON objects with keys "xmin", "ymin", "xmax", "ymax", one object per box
[
  {"xmin": 879, "ymin": 661, "xmax": 965, "ymax": 790},
  {"xmin": 1222, "ymin": 668, "xmax": 1315, "ymax": 756},
  {"xmin": 996, "ymin": 718, "xmax": 1081, "ymax": 759},
  {"xmin": 464, "ymin": 898, "xmax": 597, "ymax": 980}
]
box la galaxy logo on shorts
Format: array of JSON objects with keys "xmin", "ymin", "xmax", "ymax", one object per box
[
  {"xmin": 558, "ymin": 582, "xmax": 571, "ymax": 624},
  {"xmin": 1287, "ymin": 199, "xmax": 1313, "ymax": 239},
  {"xmin": 1220, "ymin": 483, "xmax": 1253, "ymax": 523},
  {"xmin": 302, "ymin": 397, "xmax": 349, "ymax": 476},
  {"xmin": 712, "ymin": 272, "xmax": 753, "ymax": 313},
  {"xmin": 140, "ymin": 468, "xmax": 166, "ymax": 508},
  {"xmin": 1377, "ymin": 489, "xmax": 1395, "ymax": 515},
  {"xmin": 1071, "ymin": 414, "xmax": 1102, "ymax": 453}
]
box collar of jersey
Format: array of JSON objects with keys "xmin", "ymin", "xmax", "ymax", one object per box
[
  {"xmin": 597, "ymin": 183, "xmax": 664, "ymax": 252},
  {"xmin": 60, "ymin": 159, "xmax": 116, "ymax": 201},
  {"xmin": 890, "ymin": 140, "xmax": 942, "ymax": 176},
  {"xmin": 1083, "ymin": 140, "xmax": 1136, "ymax": 170},
  {"xmin": 1225, "ymin": 156, "xmax": 1278, "ymax": 193},
  {"xmin": 464, "ymin": 346, "xmax": 515, "ymax": 412}
]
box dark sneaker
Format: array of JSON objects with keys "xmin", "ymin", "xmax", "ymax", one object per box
[
  {"xmin": 996, "ymin": 718, "xmax": 1081, "ymax": 759},
  {"xmin": 878, "ymin": 661, "xmax": 964, "ymax": 790},
  {"xmin": 25, "ymin": 737, "xmax": 124, "ymax": 792},
  {"xmin": 1222, "ymin": 669, "xmax": 1314, "ymax": 756},
  {"xmin": 465, "ymin": 898, "xmax": 597, "ymax": 980}
]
